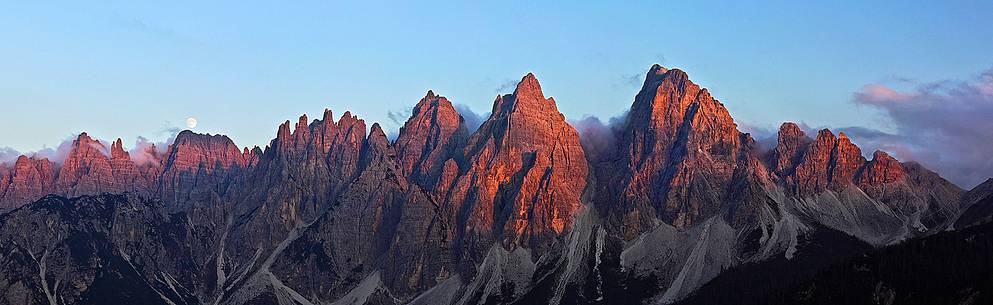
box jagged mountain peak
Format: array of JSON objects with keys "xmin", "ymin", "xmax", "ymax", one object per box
[
  {"xmin": 779, "ymin": 121, "xmax": 805, "ymax": 136},
  {"xmin": 773, "ymin": 122, "xmax": 811, "ymax": 177},
  {"xmin": 110, "ymin": 138, "xmax": 128, "ymax": 159},
  {"xmin": 0, "ymin": 64, "xmax": 986, "ymax": 305},
  {"xmin": 602, "ymin": 64, "xmax": 744, "ymax": 231},
  {"xmin": 451, "ymin": 71, "xmax": 588, "ymax": 253},
  {"xmin": 491, "ymin": 72, "xmax": 561, "ymax": 118},
  {"xmin": 413, "ymin": 89, "xmax": 453, "ymax": 110},
  {"xmin": 395, "ymin": 90, "xmax": 467, "ymax": 189},
  {"xmin": 638, "ymin": 65, "xmax": 690, "ymax": 94},
  {"xmin": 649, "ymin": 63, "xmax": 668, "ymax": 74},
  {"xmin": 368, "ymin": 122, "xmax": 388, "ymax": 142},
  {"xmin": 69, "ymin": 132, "xmax": 107, "ymax": 154},
  {"xmin": 517, "ymin": 72, "xmax": 540, "ymax": 91},
  {"xmin": 75, "ymin": 131, "xmax": 95, "ymax": 142},
  {"xmin": 871, "ymin": 149, "xmax": 895, "ymax": 161}
]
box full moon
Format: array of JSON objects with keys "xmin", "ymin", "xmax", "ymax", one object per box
[{"xmin": 185, "ymin": 117, "xmax": 198, "ymax": 129}]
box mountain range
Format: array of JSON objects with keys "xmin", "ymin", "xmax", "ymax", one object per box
[{"xmin": 1, "ymin": 65, "xmax": 991, "ymax": 305}]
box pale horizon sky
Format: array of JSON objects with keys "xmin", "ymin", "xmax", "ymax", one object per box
[{"xmin": 2, "ymin": 1, "xmax": 992, "ymax": 187}]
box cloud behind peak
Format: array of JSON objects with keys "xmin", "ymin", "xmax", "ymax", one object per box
[{"xmin": 851, "ymin": 66, "xmax": 993, "ymax": 188}]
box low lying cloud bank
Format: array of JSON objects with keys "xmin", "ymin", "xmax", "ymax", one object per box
[
  {"xmin": 0, "ymin": 147, "xmax": 20, "ymax": 164},
  {"xmin": 849, "ymin": 67, "xmax": 993, "ymax": 188},
  {"xmin": 0, "ymin": 133, "xmax": 178, "ymax": 168},
  {"xmin": 571, "ymin": 111, "xmax": 628, "ymax": 162},
  {"xmin": 0, "ymin": 135, "xmax": 78, "ymax": 165}
]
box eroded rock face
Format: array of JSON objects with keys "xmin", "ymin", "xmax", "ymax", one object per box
[
  {"xmin": 0, "ymin": 156, "xmax": 58, "ymax": 210},
  {"xmin": 0, "ymin": 131, "xmax": 254, "ymax": 212},
  {"xmin": 394, "ymin": 91, "xmax": 469, "ymax": 192},
  {"xmin": 1, "ymin": 134, "xmax": 160, "ymax": 211},
  {"xmin": 857, "ymin": 150, "xmax": 906, "ymax": 188},
  {"xmin": 448, "ymin": 73, "xmax": 588, "ymax": 258},
  {"xmin": 0, "ymin": 194, "xmax": 200, "ymax": 305},
  {"xmin": 783, "ymin": 129, "xmax": 868, "ymax": 193},
  {"xmin": 159, "ymin": 130, "xmax": 247, "ymax": 206},
  {"xmin": 55, "ymin": 133, "xmax": 117, "ymax": 196},
  {"xmin": 773, "ymin": 126, "xmax": 961, "ymax": 232},
  {"xmin": 0, "ymin": 64, "xmax": 982, "ymax": 305},
  {"xmin": 596, "ymin": 65, "xmax": 746, "ymax": 234},
  {"xmin": 771, "ymin": 122, "xmax": 810, "ymax": 178}
]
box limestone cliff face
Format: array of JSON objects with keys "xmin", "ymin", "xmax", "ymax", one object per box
[
  {"xmin": 785, "ymin": 129, "xmax": 866, "ymax": 193},
  {"xmin": 771, "ymin": 125, "xmax": 962, "ymax": 231},
  {"xmin": 0, "ymin": 156, "xmax": 58, "ymax": 209},
  {"xmin": 771, "ymin": 122, "xmax": 810, "ymax": 178},
  {"xmin": 159, "ymin": 130, "xmax": 246, "ymax": 206},
  {"xmin": 447, "ymin": 73, "xmax": 588, "ymax": 257},
  {"xmin": 55, "ymin": 133, "xmax": 117, "ymax": 196},
  {"xmin": 857, "ymin": 150, "xmax": 906, "ymax": 187},
  {"xmin": 268, "ymin": 124, "xmax": 404, "ymax": 299},
  {"xmin": 1, "ymin": 134, "xmax": 161, "ymax": 211},
  {"xmin": 48, "ymin": 134, "xmax": 155, "ymax": 199},
  {"xmin": 221, "ymin": 110, "xmax": 369, "ymax": 282},
  {"xmin": 0, "ymin": 130, "xmax": 255, "ymax": 212},
  {"xmin": 394, "ymin": 90, "xmax": 469, "ymax": 192},
  {"xmin": 597, "ymin": 65, "xmax": 746, "ymax": 234},
  {"xmin": 241, "ymin": 110, "xmax": 367, "ymax": 226},
  {"xmin": 0, "ymin": 194, "xmax": 200, "ymax": 305},
  {"xmin": 0, "ymin": 64, "xmax": 984, "ymax": 305}
]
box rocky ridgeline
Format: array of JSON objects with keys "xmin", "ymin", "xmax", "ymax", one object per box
[{"xmin": 0, "ymin": 65, "xmax": 986, "ymax": 305}]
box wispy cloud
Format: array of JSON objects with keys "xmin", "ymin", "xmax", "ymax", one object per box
[
  {"xmin": 0, "ymin": 125, "xmax": 182, "ymax": 166},
  {"xmin": 622, "ymin": 72, "xmax": 644, "ymax": 87},
  {"xmin": 386, "ymin": 109, "xmax": 412, "ymax": 127},
  {"xmin": 112, "ymin": 14, "xmax": 198, "ymax": 45},
  {"xmin": 384, "ymin": 108, "xmax": 413, "ymax": 141},
  {"xmin": 131, "ymin": 136, "xmax": 173, "ymax": 166},
  {"xmin": 26, "ymin": 134, "xmax": 78, "ymax": 163},
  {"xmin": 495, "ymin": 78, "xmax": 518, "ymax": 93}
]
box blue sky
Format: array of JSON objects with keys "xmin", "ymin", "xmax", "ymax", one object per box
[{"xmin": 2, "ymin": 1, "xmax": 992, "ymax": 181}]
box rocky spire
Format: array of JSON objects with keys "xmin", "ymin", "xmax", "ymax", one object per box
[
  {"xmin": 601, "ymin": 64, "xmax": 743, "ymax": 232},
  {"xmin": 394, "ymin": 90, "xmax": 469, "ymax": 191},
  {"xmin": 361, "ymin": 123, "xmax": 397, "ymax": 171},
  {"xmin": 56, "ymin": 132, "xmax": 115, "ymax": 196},
  {"xmin": 111, "ymin": 138, "xmax": 129, "ymax": 160},
  {"xmin": 243, "ymin": 146, "xmax": 263, "ymax": 167},
  {"xmin": 789, "ymin": 129, "xmax": 838, "ymax": 193},
  {"xmin": 449, "ymin": 72, "xmax": 588, "ymax": 254},
  {"xmin": 786, "ymin": 129, "xmax": 867, "ymax": 193},
  {"xmin": 857, "ymin": 150, "xmax": 906, "ymax": 187},
  {"xmin": 772, "ymin": 122, "xmax": 810, "ymax": 177},
  {"xmin": 829, "ymin": 132, "xmax": 867, "ymax": 187}
]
